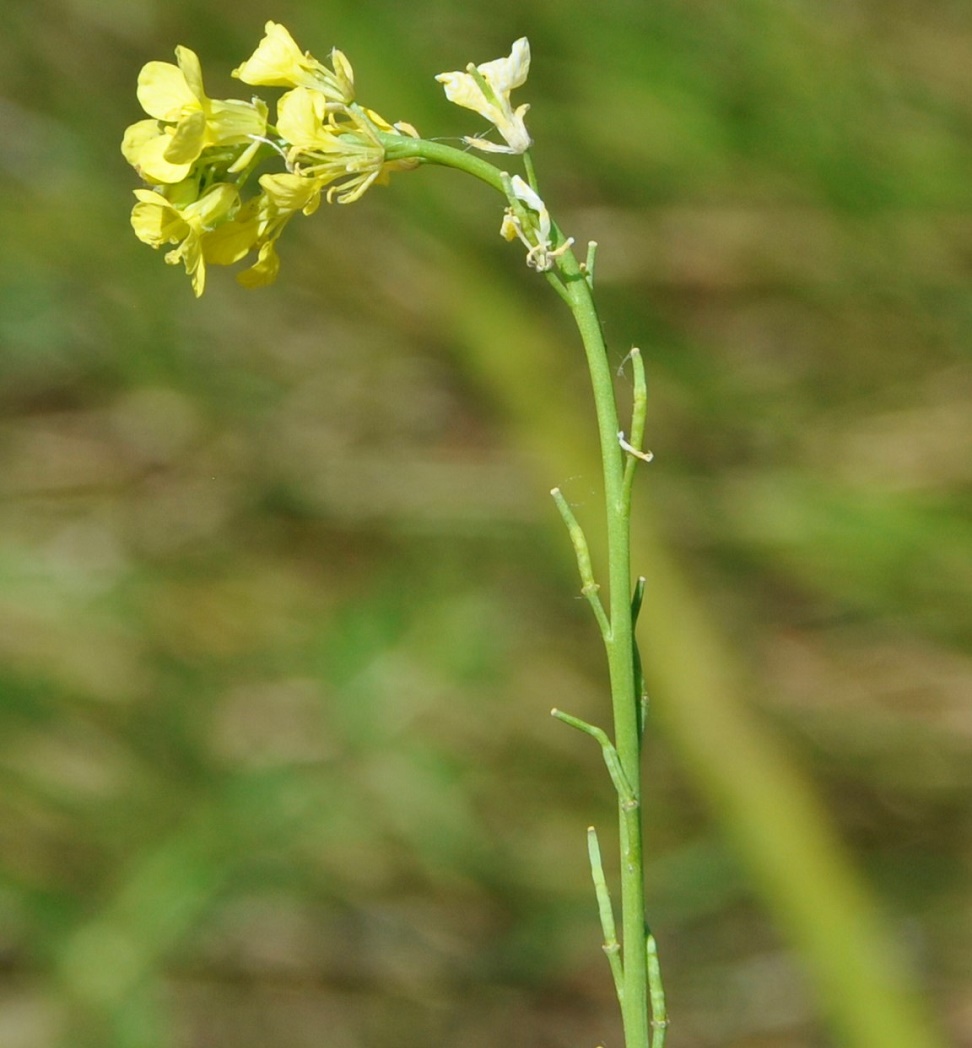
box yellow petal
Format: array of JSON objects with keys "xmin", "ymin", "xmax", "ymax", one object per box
[
  {"xmin": 182, "ymin": 238, "xmax": 206, "ymax": 296},
  {"xmin": 191, "ymin": 183, "xmax": 240, "ymax": 228},
  {"xmin": 237, "ymin": 240, "xmax": 281, "ymax": 288},
  {"xmin": 163, "ymin": 110, "xmax": 207, "ymax": 165},
  {"xmin": 137, "ymin": 60, "xmax": 196, "ymax": 121},
  {"xmin": 130, "ymin": 193, "xmax": 186, "ymax": 247},
  {"xmin": 121, "ymin": 119, "xmax": 161, "ymax": 167},
  {"xmin": 174, "ymin": 46, "xmax": 206, "ymax": 101},
  {"xmin": 164, "ymin": 239, "xmax": 206, "ymax": 297},
  {"xmin": 202, "ymin": 214, "xmax": 260, "ymax": 265},
  {"xmin": 136, "ymin": 132, "xmax": 194, "ymax": 183},
  {"xmin": 499, "ymin": 211, "xmax": 519, "ymax": 242},
  {"xmin": 275, "ymin": 87, "xmax": 327, "ymax": 149},
  {"xmin": 259, "ymin": 172, "xmax": 322, "ymax": 214}
]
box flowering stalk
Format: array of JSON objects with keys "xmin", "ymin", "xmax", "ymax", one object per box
[{"xmin": 123, "ymin": 27, "xmax": 664, "ymax": 1047}]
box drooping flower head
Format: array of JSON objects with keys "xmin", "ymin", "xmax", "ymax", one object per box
[
  {"xmin": 121, "ymin": 25, "xmax": 418, "ymax": 294},
  {"xmin": 436, "ymin": 38, "xmax": 532, "ymax": 154}
]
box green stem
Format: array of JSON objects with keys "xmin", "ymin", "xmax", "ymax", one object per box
[
  {"xmin": 559, "ymin": 251, "xmax": 649, "ymax": 1048},
  {"xmin": 522, "ymin": 150, "xmax": 540, "ymax": 193},
  {"xmin": 392, "ymin": 132, "xmax": 653, "ymax": 1047},
  {"xmin": 380, "ymin": 135, "xmax": 508, "ymax": 195}
]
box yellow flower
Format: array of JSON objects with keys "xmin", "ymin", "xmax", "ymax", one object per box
[
  {"xmin": 275, "ymin": 89, "xmax": 416, "ymax": 204},
  {"xmin": 121, "ymin": 118, "xmax": 189, "ymax": 184},
  {"xmin": 124, "ymin": 27, "xmax": 421, "ymax": 292},
  {"xmin": 199, "ymin": 198, "xmax": 264, "ymax": 268},
  {"xmin": 130, "ymin": 183, "xmax": 239, "ymax": 296},
  {"xmin": 201, "ymin": 174, "xmax": 322, "ymax": 289},
  {"xmin": 435, "ymin": 38, "xmax": 532, "ymax": 154},
  {"xmin": 274, "ymin": 85, "xmax": 331, "ymax": 151},
  {"xmin": 125, "ymin": 45, "xmax": 267, "ymax": 183},
  {"xmin": 232, "ymin": 21, "xmax": 354, "ymax": 103}
]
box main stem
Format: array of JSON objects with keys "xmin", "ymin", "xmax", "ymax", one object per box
[
  {"xmin": 560, "ymin": 254, "xmax": 649, "ymax": 1048},
  {"xmin": 386, "ymin": 133, "xmax": 650, "ymax": 1046}
]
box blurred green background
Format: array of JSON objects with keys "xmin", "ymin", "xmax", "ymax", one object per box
[{"xmin": 1, "ymin": 0, "xmax": 970, "ymax": 1045}]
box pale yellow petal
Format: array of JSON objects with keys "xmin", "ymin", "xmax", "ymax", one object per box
[
  {"xmin": 275, "ymin": 87, "xmax": 327, "ymax": 148},
  {"xmin": 130, "ymin": 194, "xmax": 186, "ymax": 247},
  {"xmin": 202, "ymin": 215, "xmax": 260, "ymax": 265},
  {"xmin": 435, "ymin": 71, "xmax": 494, "ymax": 121},
  {"xmin": 328, "ymin": 48, "xmax": 355, "ymax": 99},
  {"xmin": 207, "ymin": 98, "xmax": 268, "ymax": 146},
  {"xmin": 163, "ymin": 110, "xmax": 207, "ymax": 164},
  {"xmin": 121, "ymin": 119, "xmax": 162, "ymax": 167},
  {"xmin": 191, "ymin": 183, "xmax": 240, "ymax": 228},
  {"xmin": 135, "ymin": 132, "xmax": 194, "ymax": 183},
  {"xmin": 237, "ymin": 240, "xmax": 281, "ymax": 288},
  {"xmin": 174, "ymin": 46, "xmax": 206, "ymax": 101},
  {"xmin": 259, "ymin": 172, "xmax": 322, "ymax": 214},
  {"xmin": 461, "ymin": 134, "xmax": 516, "ymax": 154},
  {"xmin": 137, "ymin": 60, "xmax": 196, "ymax": 121}
]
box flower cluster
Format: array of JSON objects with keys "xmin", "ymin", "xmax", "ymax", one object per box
[
  {"xmin": 124, "ymin": 29, "xmax": 554, "ymax": 293},
  {"xmin": 122, "ymin": 22, "xmax": 418, "ymax": 295}
]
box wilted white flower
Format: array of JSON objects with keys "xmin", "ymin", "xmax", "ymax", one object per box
[
  {"xmin": 436, "ymin": 38, "xmax": 532, "ymax": 154},
  {"xmin": 500, "ymin": 175, "xmax": 573, "ymax": 271}
]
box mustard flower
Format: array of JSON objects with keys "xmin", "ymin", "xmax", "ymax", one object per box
[
  {"xmin": 233, "ymin": 174, "xmax": 324, "ymax": 286},
  {"xmin": 121, "ymin": 118, "xmax": 190, "ymax": 184},
  {"xmin": 124, "ymin": 45, "xmax": 267, "ymax": 183},
  {"xmin": 233, "ymin": 21, "xmax": 354, "ymax": 104},
  {"xmin": 435, "ymin": 38, "xmax": 532, "ymax": 154},
  {"xmin": 199, "ymin": 173, "xmax": 322, "ymax": 290},
  {"xmin": 130, "ymin": 183, "xmax": 240, "ymax": 296},
  {"xmin": 206, "ymin": 195, "xmax": 283, "ymax": 288},
  {"xmin": 124, "ymin": 24, "xmax": 420, "ymax": 293},
  {"xmin": 228, "ymin": 170, "xmax": 346, "ymax": 287},
  {"xmin": 198, "ymin": 195, "xmax": 265, "ymax": 270},
  {"xmin": 276, "ymin": 88, "xmax": 419, "ymax": 203}
]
